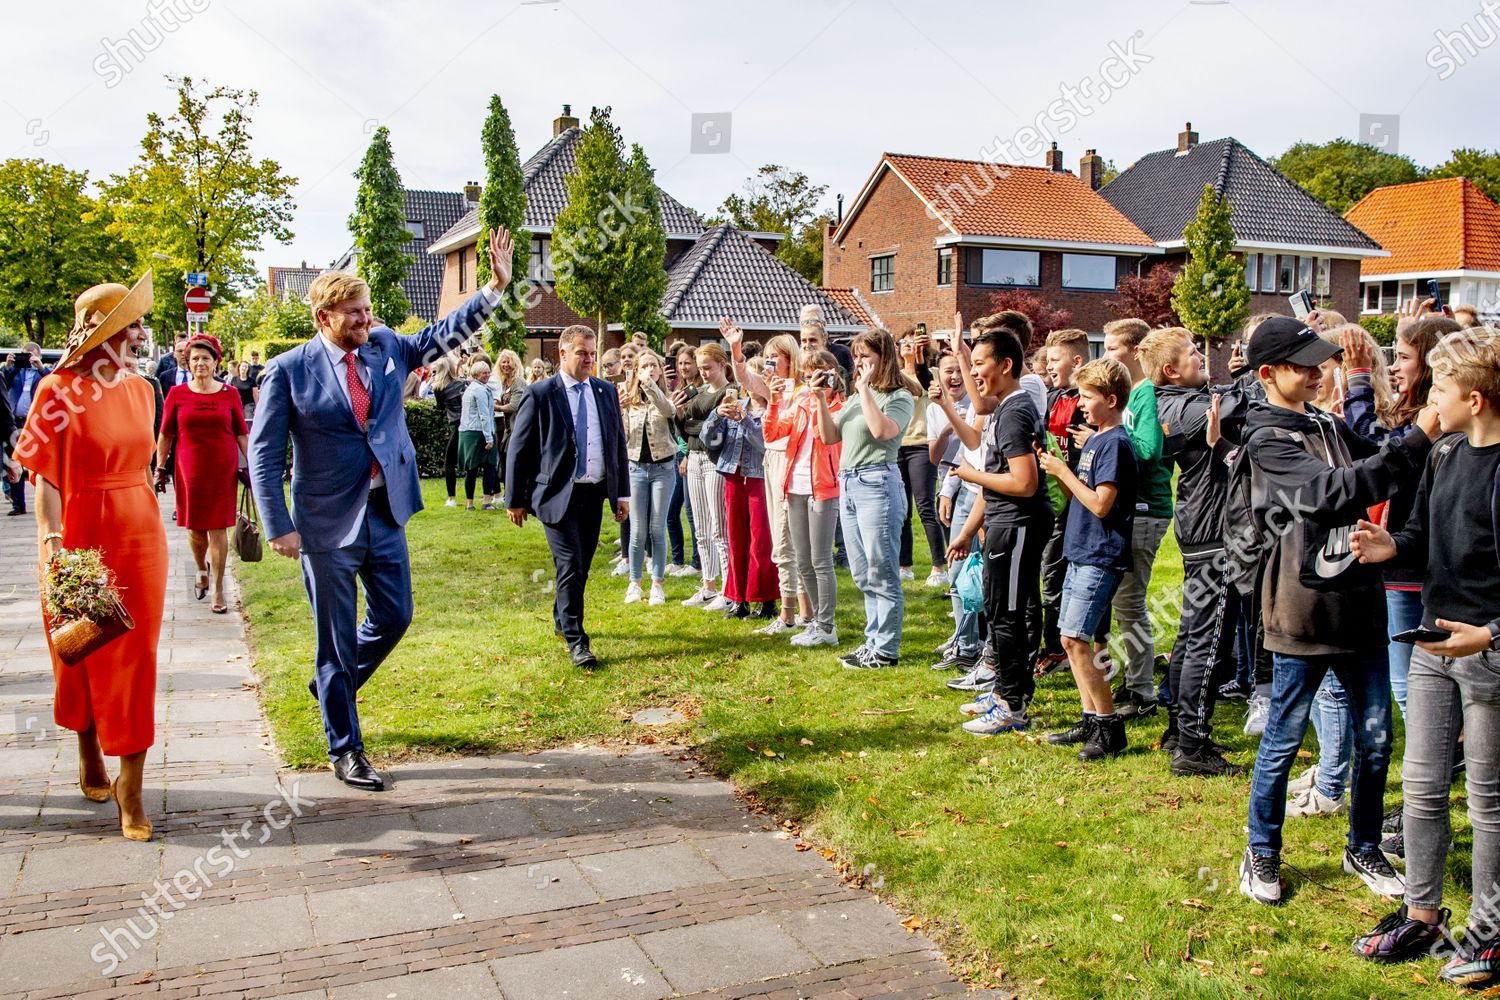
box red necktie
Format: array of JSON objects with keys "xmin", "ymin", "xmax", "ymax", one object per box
[{"xmin": 343, "ymin": 353, "xmax": 378, "ymax": 480}]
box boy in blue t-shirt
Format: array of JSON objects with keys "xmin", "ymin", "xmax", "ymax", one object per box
[{"xmin": 1038, "ymin": 358, "xmax": 1138, "ymax": 761}]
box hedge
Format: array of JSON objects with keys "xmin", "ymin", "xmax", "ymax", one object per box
[
  {"xmin": 1360, "ymin": 313, "xmax": 1398, "ymax": 347},
  {"xmin": 404, "ymin": 400, "xmax": 452, "ymax": 478},
  {"xmin": 263, "ymin": 340, "xmax": 307, "ymax": 361}
]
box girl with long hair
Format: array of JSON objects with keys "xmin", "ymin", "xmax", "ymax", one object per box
[
  {"xmin": 620, "ymin": 350, "xmax": 677, "ymax": 605},
  {"xmin": 676, "ymin": 343, "xmax": 734, "ymax": 610}
]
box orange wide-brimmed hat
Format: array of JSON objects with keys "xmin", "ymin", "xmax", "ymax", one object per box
[{"xmin": 58, "ymin": 270, "xmax": 154, "ymax": 369}]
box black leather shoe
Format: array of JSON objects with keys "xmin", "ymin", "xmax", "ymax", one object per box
[
  {"xmin": 569, "ymin": 642, "xmax": 598, "ymax": 668},
  {"xmin": 307, "ymin": 676, "xmax": 318, "ymax": 699},
  {"xmin": 750, "ymin": 601, "xmax": 778, "ymax": 620},
  {"xmin": 332, "ymin": 750, "xmax": 385, "ymax": 791},
  {"xmin": 722, "ymin": 601, "xmax": 751, "ymax": 620}
]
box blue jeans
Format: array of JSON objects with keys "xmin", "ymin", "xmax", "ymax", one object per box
[
  {"xmin": 1309, "ymin": 673, "xmax": 1353, "ymax": 800},
  {"xmin": 628, "ymin": 458, "xmax": 675, "ymax": 582},
  {"xmin": 840, "ymin": 463, "xmax": 905, "ymax": 659},
  {"xmin": 667, "ymin": 459, "xmax": 694, "ymax": 567},
  {"xmin": 1386, "ymin": 588, "xmax": 1421, "ymax": 720},
  {"xmin": 947, "ymin": 488, "xmax": 981, "ymax": 658},
  {"xmin": 1248, "ymin": 650, "xmax": 1392, "ymax": 857},
  {"xmin": 1058, "ymin": 564, "xmax": 1122, "ymax": 641}
]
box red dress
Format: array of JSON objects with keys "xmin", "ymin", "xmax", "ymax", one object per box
[
  {"xmin": 15, "ymin": 370, "xmax": 167, "ymax": 756},
  {"xmin": 162, "ymin": 383, "xmax": 247, "ymax": 530}
]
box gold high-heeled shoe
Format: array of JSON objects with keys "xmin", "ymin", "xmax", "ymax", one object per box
[
  {"xmin": 110, "ymin": 779, "xmax": 152, "ymax": 842},
  {"xmin": 78, "ymin": 762, "xmax": 110, "ymax": 803}
]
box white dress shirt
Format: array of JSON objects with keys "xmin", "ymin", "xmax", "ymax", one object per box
[
  {"xmin": 317, "ymin": 333, "xmax": 386, "ymax": 499},
  {"xmin": 559, "ymin": 370, "xmax": 605, "ymax": 484}
]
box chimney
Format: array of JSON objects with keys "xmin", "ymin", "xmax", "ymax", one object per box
[
  {"xmin": 1177, "ymin": 121, "xmax": 1199, "ymax": 153},
  {"xmin": 553, "ymin": 103, "xmax": 579, "ymax": 137},
  {"xmin": 1080, "ymin": 149, "xmax": 1103, "ymax": 191},
  {"xmin": 1045, "ymin": 141, "xmax": 1064, "ymax": 172},
  {"xmin": 836, "ymin": 192, "xmax": 844, "ymax": 224},
  {"xmin": 463, "ymin": 180, "xmax": 481, "ymax": 205},
  {"xmin": 300, "ymin": 260, "xmax": 307, "ymax": 269}
]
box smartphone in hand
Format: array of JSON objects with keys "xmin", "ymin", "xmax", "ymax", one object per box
[{"xmin": 1393, "ymin": 626, "xmax": 1452, "ymax": 644}]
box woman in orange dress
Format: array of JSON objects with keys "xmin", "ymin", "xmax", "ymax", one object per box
[{"xmin": 13, "ymin": 271, "xmax": 165, "ymax": 841}]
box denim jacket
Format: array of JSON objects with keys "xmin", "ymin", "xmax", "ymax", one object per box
[
  {"xmin": 459, "ymin": 381, "xmax": 496, "ymax": 444},
  {"xmin": 701, "ymin": 408, "xmax": 765, "ymax": 479}
]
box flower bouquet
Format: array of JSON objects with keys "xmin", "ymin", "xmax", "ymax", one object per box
[{"xmin": 43, "ymin": 548, "xmax": 134, "ymax": 666}]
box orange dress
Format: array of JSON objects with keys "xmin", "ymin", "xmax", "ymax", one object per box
[{"xmin": 14, "ymin": 369, "xmax": 167, "ymax": 756}]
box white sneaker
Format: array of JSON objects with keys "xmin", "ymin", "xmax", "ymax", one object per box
[
  {"xmin": 702, "ymin": 594, "xmax": 730, "ymax": 612},
  {"xmin": 1239, "ymin": 846, "xmax": 1283, "ymax": 906},
  {"xmin": 612, "ymin": 537, "xmax": 621, "ymax": 548},
  {"xmin": 611, "ymin": 559, "xmax": 630, "ymax": 577},
  {"xmin": 681, "ymin": 588, "xmax": 713, "ymax": 608},
  {"xmin": 1286, "ymin": 786, "xmax": 1346, "ymax": 818},
  {"xmin": 444, "ymin": 498, "xmax": 457, "ymax": 507},
  {"xmin": 753, "ymin": 618, "xmax": 795, "ymax": 637},
  {"xmin": 648, "ymin": 581, "xmax": 665, "ymax": 606},
  {"xmin": 1287, "ymin": 765, "xmax": 1317, "ymax": 796},
  {"xmin": 624, "ymin": 582, "xmax": 643, "ymax": 604},
  {"xmin": 1244, "ymin": 695, "xmax": 1271, "ymax": 736},
  {"xmin": 791, "ymin": 624, "xmax": 838, "ymax": 647},
  {"xmin": 668, "ymin": 564, "xmax": 700, "ymax": 578},
  {"xmin": 924, "ymin": 568, "xmax": 949, "ymax": 589},
  {"xmin": 899, "ymin": 567, "xmax": 915, "ymax": 582}
]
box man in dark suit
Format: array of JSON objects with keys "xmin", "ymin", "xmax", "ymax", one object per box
[
  {"xmin": 250, "ymin": 228, "xmax": 515, "ymax": 790},
  {"xmin": 154, "ymin": 334, "xmax": 190, "ymax": 387},
  {"xmin": 506, "ymin": 325, "xmax": 629, "ymax": 667}
]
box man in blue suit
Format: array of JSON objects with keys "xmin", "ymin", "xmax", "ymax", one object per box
[
  {"xmin": 249, "ymin": 228, "xmax": 514, "ymax": 790},
  {"xmin": 506, "ymin": 324, "xmax": 629, "ymax": 667}
]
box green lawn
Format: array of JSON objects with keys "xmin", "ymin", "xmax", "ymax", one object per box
[{"xmin": 238, "ymin": 480, "xmax": 1471, "ymax": 1000}]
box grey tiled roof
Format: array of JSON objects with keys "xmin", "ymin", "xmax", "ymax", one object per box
[
  {"xmin": 267, "ymin": 267, "xmax": 322, "ymax": 302},
  {"xmin": 1099, "ymin": 137, "xmax": 1381, "ymax": 252},
  {"xmin": 400, "ymin": 189, "xmax": 470, "ymax": 321},
  {"xmin": 660, "ymin": 224, "xmax": 865, "ymax": 330},
  {"xmin": 430, "ymin": 128, "xmax": 705, "ymax": 250}
]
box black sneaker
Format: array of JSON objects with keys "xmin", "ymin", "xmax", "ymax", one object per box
[
  {"xmin": 1380, "ymin": 831, "xmax": 1405, "ymax": 860},
  {"xmin": 1382, "ymin": 804, "xmax": 1404, "ymax": 835},
  {"xmin": 1159, "ymin": 725, "xmax": 1179, "ymax": 754},
  {"xmin": 1442, "ymin": 926, "xmax": 1500, "ymax": 986},
  {"xmin": 1353, "ymin": 904, "xmax": 1450, "ymax": 963},
  {"xmin": 930, "ymin": 649, "xmax": 978, "ymax": 672},
  {"xmin": 1344, "ymin": 846, "xmax": 1406, "ymax": 898},
  {"xmin": 750, "ymin": 601, "xmax": 778, "ymax": 620},
  {"xmin": 1217, "ymin": 678, "xmax": 1251, "ymax": 702},
  {"xmin": 1032, "ymin": 652, "xmax": 1068, "ymax": 678},
  {"xmin": 1046, "ymin": 716, "xmax": 1093, "ymax": 746},
  {"xmin": 722, "ymin": 601, "xmax": 751, "ymax": 620},
  {"xmin": 842, "ymin": 646, "xmax": 898, "ymax": 670},
  {"xmin": 1239, "ymin": 847, "xmax": 1283, "ymax": 905},
  {"xmin": 1170, "ymin": 748, "xmax": 1244, "ymax": 778},
  {"xmin": 1114, "ymin": 690, "xmax": 1159, "ymax": 720},
  {"xmin": 1078, "ymin": 714, "xmax": 1126, "ymax": 761}
]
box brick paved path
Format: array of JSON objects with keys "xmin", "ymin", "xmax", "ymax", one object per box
[{"xmin": 0, "ymin": 500, "xmax": 980, "ymax": 999}]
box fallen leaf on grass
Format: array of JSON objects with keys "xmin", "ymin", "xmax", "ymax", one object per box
[
  {"xmin": 794, "ymin": 843, "xmax": 811, "ymax": 852},
  {"xmin": 762, "ymin": 748, "xmax": 779, "ymax": 758},
  {"xmin": 1413, "ymin": 970, "xmax": 1430, "ymax": 984},
  {"xmin": 859, "ymin": 708, "xmax": 914, "ymax": 716},
  {"xmin": 900, "ymin": 917, "xmax": 923, "ymax": 932},
  {"xmin": 799, "ymin": 738, "xmax": 814, "ymax": 746},
  {"xmin": 1180, "ymin": 898, "xmax": 1212, "ymax": 910}
]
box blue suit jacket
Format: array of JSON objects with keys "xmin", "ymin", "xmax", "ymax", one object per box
[
  {"xmin": 248, "ymin": 289, "xmax": 498, "ymax": 553},
  {"xmin": 504, "ymin": 374, "xmax": 629, "ymax": 523}
]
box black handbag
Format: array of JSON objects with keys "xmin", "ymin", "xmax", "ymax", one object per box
[{"xmin": 233, "ymin": 484, "xmax": 263, "ymax": 562}]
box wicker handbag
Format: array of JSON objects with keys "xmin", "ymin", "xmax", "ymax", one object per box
[
  {"xmin": 234, "ymin": 484, "xmax": 262, "ymax": 562},
  {"xmin": 50, "ymin": 595, "xmax": 135, "ymax": 666}
]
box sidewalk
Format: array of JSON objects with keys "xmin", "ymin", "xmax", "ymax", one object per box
[{"xmin": 0, "ymin": 499, "xmax": 978, "ymax": 999}]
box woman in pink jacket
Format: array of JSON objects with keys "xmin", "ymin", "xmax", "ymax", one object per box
[{"xmin": 763, "ymin": 349, "xmax": 844, "ymax": 648}]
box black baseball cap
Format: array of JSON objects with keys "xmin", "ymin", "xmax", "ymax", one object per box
[{"xmin": 1245, "ymin": 316, "xmax": 1342, "ymax": 369}]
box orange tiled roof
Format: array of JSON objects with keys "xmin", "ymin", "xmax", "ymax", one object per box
[
  {"xmin": 1345, "ymin": 177, "xmax": 1500, "ymax": 276},
  {"xmin": 819, "ymin": 287, "xmax": 878, "ymax": 328},
  {"xmin": 876, "ymin": 153, "xmax": 1156, "ymax": 248}
]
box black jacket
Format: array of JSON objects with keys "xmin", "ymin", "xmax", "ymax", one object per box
[
  {"xmin": 1157, "ymin": 384, "xmax": 1242, "ymax": 555},
  {"xmin": 1246, "ymin": 401, "xmax": 1431, "ymax": 657}
]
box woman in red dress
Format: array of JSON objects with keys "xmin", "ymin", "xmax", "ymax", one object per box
[
  {"xmin": 155, "ymin": 335, "xmax": 248, "ymax": 614},
  {"xmin": 15, "ymin": 271, "xmax": 166, "ymax": 841}
]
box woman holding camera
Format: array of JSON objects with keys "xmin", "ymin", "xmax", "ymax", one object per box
[
  {"xmin": 675, "ymin": 344, "xmax": 733, "ymax": 610},
  {"xmin": 621, "ymin": 350, "xmax": 677, "ymax": 606},
  {"xmin": 815, "ymin": 329, "xmax": 916, "ymax": 668}
]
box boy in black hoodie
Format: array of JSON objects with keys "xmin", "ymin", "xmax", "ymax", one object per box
[{"xmin": 1237, "ymin": 317, "xmax": 1439, "ymax": 907}]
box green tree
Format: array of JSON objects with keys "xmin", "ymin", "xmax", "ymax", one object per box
[
  {"xmin": 1428, "ymin": 148, "xmax": 1500, "ymax": 205},
  {"xmin": 473, "ymin": 94, "xmax": 531, "ymax": 358},
  {"xmin": 1171, "ymin": 185, "xmax": 1250, "ymax": 343},
  {"xmin": 348, "ymin": 126, "xmax": 412, "ymax": 325},
  {"xmin": 618, "ymin": 144, "xmax": 669, "ymax": 350},
  {"xmin": 553, "ymin": 106, "xmax": 631, "ymax": 336},
  {"xmin": 718, "ymin": 164, "xmax": 828, "ymax": 283},
  {"xmin": 1270, "ymin": 139, "xmax": 1423, "ymax": 214},
  {"xmin": 102, "ymin": 76, "xmax": 296, "ymax": 336},
  {"xmin": 0, "ymin": 159, "xmax": 136, "ymax": 345}
]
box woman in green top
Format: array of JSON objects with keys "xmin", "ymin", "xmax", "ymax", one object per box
[
  {"xmin": 675, "ymin": 343, "xmax": 734, "ymax": 610},
  {"xmin": 814, "ymin": 329, "xmax": 916, "ymax": 668}
]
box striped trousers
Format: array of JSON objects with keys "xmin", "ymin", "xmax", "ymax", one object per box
[{"xmin": 685, "ymin": 450, "xmax": 728, "ymax": 585}]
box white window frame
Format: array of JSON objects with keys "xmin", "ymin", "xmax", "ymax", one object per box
[
  {"xmin": 1245, "ymin": 253, "xmax": 1259, "ymax": 292},
  {"xmin": 1362, "ymin": 283, "xmax": 1381, "ymax": 314},
  {"xmin": 1060, "ymin": 253, "xmax": 1117, "ymax": 291}
]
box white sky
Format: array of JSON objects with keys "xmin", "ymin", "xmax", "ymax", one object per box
[{"xmin": 7, "ymin": 0, "xmax": 1497, "ymax": 278}]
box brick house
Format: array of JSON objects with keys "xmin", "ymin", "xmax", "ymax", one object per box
[
  {"xmin": 1099, "ymin": 124, "xmax": 1386, "ymax": 324},
  {"xmin": 822, "ymin": 147, "xmax": 1160, "ymax": 340},
  {"xmin": 1344, "ymin": 177, "xmax": 1500, "ymax": 321},
  {"xmin": 330, "ymin": 189, "xmax": 476, "ymax": 322},
  {"xmin": 265, "ymin": 263, "xmax": 323, "ymax": 304}
]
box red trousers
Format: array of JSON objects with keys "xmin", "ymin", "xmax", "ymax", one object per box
[{"xmin": 721, "ymin": 472, "xmax": 779, "ymax": 603}]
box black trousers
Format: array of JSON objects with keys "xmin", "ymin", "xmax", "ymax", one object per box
[
  {"xmin": 543, "ymin": 481, "xmax": 606, "ymax": 645},
  {"xmin": 443, "ymin": 425, "xmax": 461, "ymax": 498},
  {"xmin": 897, "ymin": 444, "xmax": 946, "ymax": 567},
  {"xmin": 1167, "ymin": 551, "xmax": 1241, "ymax": 755},
  {"xmin": 464, "ymin": 461, "xmax": 499, "ymax": 500},
  {"xmin": 983, "ymin": 516, "xmax": 1052, "ymax": 712}
]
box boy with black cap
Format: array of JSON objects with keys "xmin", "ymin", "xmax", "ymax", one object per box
[{"xmin": 1237, "ymin": 317, "xmax": 1440, "ymax": 907}]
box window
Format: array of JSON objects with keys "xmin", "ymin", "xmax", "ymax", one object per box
[
  {"xmin": 405, "ymin": 220, "xmax": 425, "ymax": 239},
  {"xmin": 1298, "ymin": 256, "xmax": 1313, "ymax": 292},
  {"xmin": 1277, "ymin": 255, "xmax": 1294, "ymax": 293},
  {"xmin": 1316, "ymin": 257, "xmax": 1331, "ymax": 296},
  {"xmin": 965, "ymin": 248, "xmax": 1040, "ymax": 287},
  {"xmin": 1061, "ymin": 253, "xmax": 1116, "ymax": 291},
  {"xmin": 528, "ymin": 237, "xmax": 554, "ymax": 283},
  {"xmin": 1362, "ymin": 283, "xmax": 1381, "ymax": 314},
  {"xmin": 1260, "ymin": 254, "xmax": 1276, "ymax": 292},
  {"xmin": 458, "ymin": 247, "xmax": 468, "ymax": 293},
  {"xmin": 1245, "ymin": 253, "xmax": 1259, "ymax": 292},
  {"xmin": 937, "ymin": 248, "xmax": 953, "ymax": 286},
  {"xmin": 871, "ymin": 254, "xmax": 894, "ymax": 292},
  {"xmin": 1398, "ymin": 281, "xmax": 1417, "ymax": 307}
]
